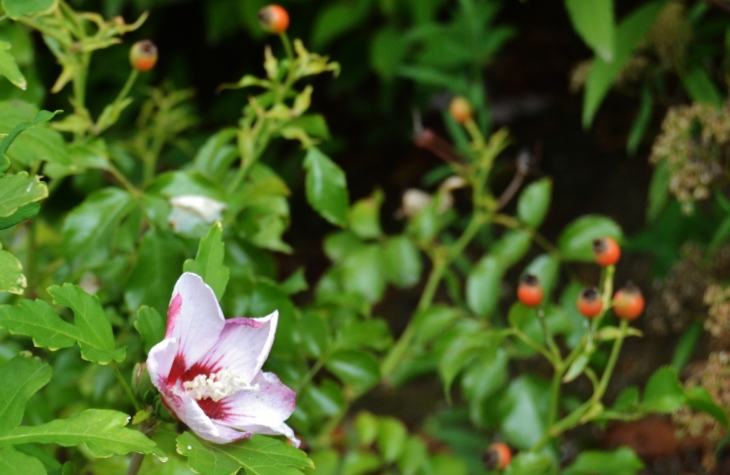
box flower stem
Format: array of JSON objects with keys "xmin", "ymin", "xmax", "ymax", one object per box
[
  {"xmin": 112, "ymin": 361, "xmax": 142, "ymax": 412},
  {"xmin": 279, "ymin": 31, "xmax": 294, "ymax": 63}
]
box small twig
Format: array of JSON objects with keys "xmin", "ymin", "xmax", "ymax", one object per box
[
  {"xmin": 412, "ymin": 109, "xmax": 468, "ymax": 165},
  {"xmin": 496, "ymin": 148, "xmax": 532, "ymax": 210},
  {"xmin": 126, "ymin": 453, "xmax": 145, "ymax": 475}
]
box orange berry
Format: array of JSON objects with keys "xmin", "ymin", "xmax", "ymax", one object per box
[
  {"xmin": 577, "ymin": 286, "xmax": 603, "ymax": 318},
  {"xmin": 612, "ymin": 283, "xmax": 645, "ymax": 320},
  {"xmin": 258, "ymin": 5, "xmax": 290, "ymax": 34},
  {"xmin": 449, "ymin": 96, "xmax": 473, "ymax": 124},
  {"xmin": 483, "ymin": 442, "xmax": 512, "ymax": 471},
  {"xmin": 517, "ymin": 274, "xmax": 543, "ymax": 307},
  {"xmin": 592, "ymin": 237, "xmax": 621, "ymax": 266},
  {"xmin": 129, "ymin": 40, "xmax": 158, "ymax": 72}
]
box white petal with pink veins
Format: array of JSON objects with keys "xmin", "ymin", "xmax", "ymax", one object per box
[
  {"xmin": 147, "ymin": 338, "xmax": 178, "ymax": 391},
  {"xmin": 165, "ymin": 273, "xmax": 225, "ymax": 366},
  {"xmin": 194, "ymin": 312, "xmax": 278, "ymax": 385}
]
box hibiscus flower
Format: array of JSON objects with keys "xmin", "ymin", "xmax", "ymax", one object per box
[{"xmin": 146, "ymin": 272, "xmax": 299, "ymax": 446}]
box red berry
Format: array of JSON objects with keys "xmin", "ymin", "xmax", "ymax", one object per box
[
  {"xmin": 258, "ymin": 5, "xmax": 290, "ymax": 34},
  {"xmin": 129, "ymin": 40, "xmax": 157, "ymax": 72},
  {"xmin": 449, "ymin": 96, "xmax": 473, "ymax": 124},
  {"xmin": 577, "ymin": 286, "xmax": 603, "ymax": 318},
  {"xmin": 593, "ymin": 237, "xmax": 621, "ymax": 266},
  {"xmin": 517, "ymin": 274, "xmax": 543, "ymax": 307},
  {"xmin": 612, "ymin": 283, "xmax": 645, "ymax": 320},
  {"xmin": 483, "ymin": 442, "xmax": 512, "ymax": 471}
]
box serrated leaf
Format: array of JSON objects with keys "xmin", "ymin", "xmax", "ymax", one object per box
[
  {"xmin": 62, "ymin": 188, "xmax": 135, "ymax": 267},
  {"xmin": 491, "ymin": 230, "xmax": 531, "ymax": 267},
  {"xmin": 48, "ymin": 284, "xmax": 125, "ymax": 364},
  {"xmin": 564, "ymin": 0, "xmax": 615, "ymax": 62},
  {"xmin": 0, "ymin": 299, "xmax": 77, "ymax": 350},
  {"xmin": 685, "ymin": 386, "xmax": 729, "ymax": 427},
  {"xmin": 0, "ymin": 446, "xmax": 45, "ymax": 475},
  {"xmin": 303, "ymin": 147, "xmax": 349, "ymax": 227},
  {"xmin": 0, "ymin": 249, "xmax": 26, "ymax": 294},
  {"xmin": 0, "ymin": 355, "xmax": 51, "ymax": 436},
  {"xmin": 177, "ymin": 432, "xmax": 313, "ymax": 475},
  {"xmin": 0, "ymin": 409, "xmax": 160, "ymax": 458},
  {"xmin": 557, "ymin": 215, "xmax": 622, "ymax": 261},
  {"xmin": 0, "ymin": 41, "xmax": 26, "ymax": 90},
  {"xmin": 498, "ymin": 375, "xmax": 550, "ymax": 449},
  {"xmin": 134, "ymin": 306, "xmax": 165, "ymax": 354},
  {"xmin": 0, "ymin": 173, "xmax": 47, "ymax": 218},
  {"xmin": 349, "ymin": 189, "xmax": 383, "ymax": 239},
  {"xmin": 124, "ymin": 230, "xmax": 185, "ymax": 315},
  {"xmin": 563, "ymin": 354, "xmax": 590, "ymax": 383},
  {"xmin": 183, "ymin": 221, "xmax": 230, "ymax": 300}
]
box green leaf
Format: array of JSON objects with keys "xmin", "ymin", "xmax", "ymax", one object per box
[
  {"xmin": 336, "ymin": 319, "xmax": 392, "ymax": 351},
  {"xmin": 0, "ymin": 173, "xmax": 47, "ymax": 218},
  {"xmin": 300, "ymin": 312, "xmax": 331, "ymax": 358},
  {"xmin": 412, "ymin": 305, "xmax": 459, "ymax": 344},
  {"xmin": 311, "ymin": 0, "xmax": 372, "ymax": 49},
  {"xmin": 303, "ymin": 147, "xmax": 349, "ymax": 227},
  {"xmin": 177, "ymin": 432, "xmax": 313, "ymax": 475},
  {"xmin": 183, "ymin": 221, "xmax": 230, "ymax": 300},
  {"xmin": 0, "ymin": 103, "xmax": 68, "ymax": 167},
  {"xmin": 0, "ymin": 409, "xmax": 160, "ymax": 458},
  {"xmin": 563, "ymin": 447, "xmax": 643, "ymax": 475},
  {"xmin": 681, "ymin": 67, "xmax": 723, "ymax": 108},
  {"xmin": 383, "ymin": 235, "xmax": 422, "ymax": 288},
  {"xmin": 370, "ymin": 27, "xmax": 408, "ymax": 80},
  {"xmin": 0, "ymin": 249, "xmax": 25, "ymax": 294},
  {"xmin": 341, "ymin": 244, "xmax": 386, "ymax": 303},
  {"xmin": 627, "ymin": 84, "xmax": 653, "ymax": 155},
  {"xmin": 349, "ymin": 189, "xmax": 383, "ymax": 239},
  {"xmin": 397, "ymin": 437, "xmax": 428, "ymax": 475},
  {"xmin": 647, "ymin": 157, "xmax": 670, "ymax": 221},
  {"xmin": 0, "ymin": 446, "xmax": 45, "ymax": 475},
  {"xmin": 0, "ymin": 41, "xmax": 26, "ymax": 90},
  {"xmin": 125, "ymin": 230, "xmax": 185, "ymax": 315},
  {"xmin": 671, "ymin": 321, "xmax": 702, "ymax": 371},
  {"xmin": 0, "ymin": 355, "xmax": 51, "ymax": 436},
  {"xmin": 466, "ymin": 255, "xmax": 504, "ymax": 317},
  {"xmin": 192, "ymin": 128, "xmax": 238, "ymax": 181},
  {"xmin": 48, "ymin": 284, "xmax": 126, "ymax": 364},
  {"xmin": 0, "ymin": 299, "xmax": 76, "ymax": 350},
  {"xmin": 376, "ymin": 418, "xmax": 407, "ymax": 463},
  {"xmin": 685, "ymin": 386, "xmax": 729, "ymax": 428},
  {"xmin": 300, "ymin": 380, "xmax": 344, "ymax": 418},
  {"xmin": 461, "ymin": 348, "xmax": 509, "ymax": 425},
  {"xmin": 0, "ymin": 202, "xmax": 39, "ymax": 230},
  {"xmin": 582, "ymin": 1, "xmax": 664, "ymax": 127},
  {"xmin": 564, "ymin": 0, "xmax": 615, "ymax": 62},
  {"xmin": 517, "ymin": 178, "xmax": 552, "ymax": 228},
  {"xmin": 62, "ymin": 188, "xmax": 135, "ymax": 268},
  {"xmin": 504, "ymin": 452, "xmax": 553, "ymax": 475},
  {"xmin": 325, "ymin": 350, "xmax": 380, "ymax": 394},
  {"xmin": 355, "ymin": 412, "xmax": 379, "ymax": 446},
  {"xmin": 563, "ymin": 354, "xmax": 590, "ymax": 383},
  {"xmin": 1, "ymin": 0, "xmax": 57, "ymax": 19},
  {"xmin": 498, "ymin": 375, "xmax": 550, "ymax": 449},
  {"xmin": 557, "ymin": 215, "xmax": 622, "ymax": 261},
  {"xmin": 491, "ymin": 230, "xmax": 531, "ymax": 267},
  {"xmin": 439, "ymin": 329, "xmax": 494, "ymax": 396},
  {"xmin": 641, "ymin": 366, "xmax": 685, "ymax": 413},
  {"xmin": 134, "ymin": 306, "xmax": 165, "ymax": 354}
]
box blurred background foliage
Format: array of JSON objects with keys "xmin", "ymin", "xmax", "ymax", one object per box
[{"xmin": 3, "ymin": 0, "xmax": 730, "ymax": 472}]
